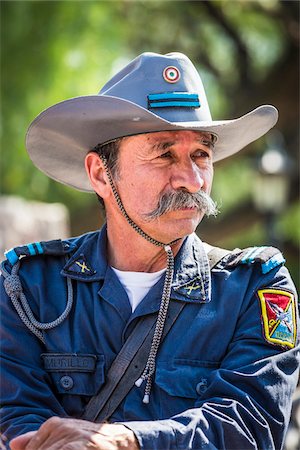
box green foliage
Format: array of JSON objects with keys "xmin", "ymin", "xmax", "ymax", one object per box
[
  {"xmin": 1, "ymin": 0, "xmax": 128, "ymax": 210},
  {"xmin": 278, "ymin": 203, "xmax": 300, "ymax": 247},
  {"xmin": 212, "ymin": 156, "xmax": 254, "ymax": 212}
]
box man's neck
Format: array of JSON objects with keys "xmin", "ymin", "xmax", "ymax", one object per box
[{"xmin": 106, "ymin": 220, "xmax": 184, "ymax": 273}]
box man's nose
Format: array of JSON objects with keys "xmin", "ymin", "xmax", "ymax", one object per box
[{"xmin": 170, "ymin": 160, "xmax": 204, "ymax": 193}]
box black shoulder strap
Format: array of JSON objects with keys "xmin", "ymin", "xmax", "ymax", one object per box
[
  {"xmin": 82, "ymin": 300, "xmax": 185, "ymax": 422},
  {"xmin": 82, "ymin": 246, "xmax": 231, "ymax": 423}
]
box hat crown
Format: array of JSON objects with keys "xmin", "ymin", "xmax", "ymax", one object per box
[
  {"xmin": 26, "ymin": 51, "xmax": 278, "ymax": 192},
  {"xmin": 99, "ymin": 52, "xmax": 212, "ymax": 123}
]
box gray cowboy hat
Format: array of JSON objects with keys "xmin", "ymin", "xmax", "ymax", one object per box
[{"xmin": 26, "ymin": 52, "xmax": 278, "ymax": 192}]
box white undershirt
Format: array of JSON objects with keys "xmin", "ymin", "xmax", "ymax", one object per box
[{"xmin": 111, "ymin": 267, "xmax": 167, "ymax": 312}]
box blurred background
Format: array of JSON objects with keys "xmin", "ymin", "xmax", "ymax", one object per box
[{"xmin": 0, "ymin": 0, "xmax": 299, "ymax": 289}]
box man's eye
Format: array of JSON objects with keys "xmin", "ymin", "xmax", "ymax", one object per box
[
  {"xmin": 159, "ymin": 151, "xmax": 172, "ymax": 159},
  {"xmin": 193, "ymin": 150, "xmax": 210, "ymax": 159}
]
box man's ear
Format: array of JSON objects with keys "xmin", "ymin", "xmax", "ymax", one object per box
[{"xmin": 85, "ymin": 153, "xmax": 111, "ymax": 200}]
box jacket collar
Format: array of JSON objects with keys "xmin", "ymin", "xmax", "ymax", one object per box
[
  {"xmin": 61, "ymin": 226, "xmax": 211, "ymax": 303},
  {"xmin": 171, "ymin": 233, "xmax": 211, "ymax": 303},
  {"xmin": 61, "ymin": 226, "xmax": 108, "ymax": 282}
]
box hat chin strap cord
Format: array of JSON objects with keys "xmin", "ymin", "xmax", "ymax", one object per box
[{"xmin": 100, "ymin": 154, "xmax": 180, "ymax": 404}]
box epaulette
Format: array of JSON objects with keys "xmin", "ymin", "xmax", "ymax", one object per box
[
  {"xmin": 1, "ymin": 238, "xmax": 77, "ymax": 344},
  {"xmin": 225, "ymin": 246, "xmax": 285, "ymax": 274},
  {"xmin": 4, "ymin": 239, "xmax": 77, "ymax": 266}
]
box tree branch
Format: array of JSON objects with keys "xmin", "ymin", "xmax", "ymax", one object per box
[{"xmin": 201, "ymin": 0, "xmax": 251, "ymax": 87}]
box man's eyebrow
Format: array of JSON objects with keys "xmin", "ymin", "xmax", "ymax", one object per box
[
  {"xmin": 150, "ymin": 141, "xmax": 175, "ymax": 152},
  {"xmin": 196, "ymin": 135, "xmax": 215, "ymax": 150},
  {"xmin": 149, "ymin": 135, "xmax": 215, "ymax": 153}
]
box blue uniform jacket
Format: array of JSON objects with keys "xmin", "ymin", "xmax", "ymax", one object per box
[{"xmin": 0, "ymin": 226, "xmax": 299, "ymax": 449}]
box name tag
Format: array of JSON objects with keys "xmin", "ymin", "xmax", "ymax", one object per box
[{"xmin": 41, "ymin": 353, "xmax": 97, "ymax": 372}]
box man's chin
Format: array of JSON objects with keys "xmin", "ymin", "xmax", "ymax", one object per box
[
  {"xmin": 154, "ymin": 217, "xmax": 202, "ymax": 244},
  {"xmin": 162, "ymin": 208, "xmax": 203, "ymax": 221},
  {"xmin": 171, "ymin": 210, "xmax": 203, "ymax": 229}
]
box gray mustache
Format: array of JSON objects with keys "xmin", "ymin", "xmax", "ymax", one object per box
[{"xmin": 144, "ymin": 190, "xmax": 219, "ymax": 221}]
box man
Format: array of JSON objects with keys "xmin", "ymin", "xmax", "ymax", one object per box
[{"xmin": 0, "ymin": 52, "xmax": 299, "ymax": 450}]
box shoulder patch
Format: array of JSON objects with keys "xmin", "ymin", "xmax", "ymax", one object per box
[
  {"xmin": 257, "ymin": 288, "xmax": 297, "ymax": 349},
  {"xmin": 4, "ymin": 239, "xmax": 77, "ymax": 266},
  {"xmin": 226, "ymin": 246, "xmax": 285, "ymax": 274}
]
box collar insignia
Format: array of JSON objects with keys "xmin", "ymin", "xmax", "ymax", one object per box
[
  {"xmin": 174, "ymin": 276, "xmax": 206, "ymax": 300},
  {"xmin": 66, "ymin": 255, "xmax": 96, "ymax": 277},
  {"xmin": 184, "ymin": 278, "xmax": 204, "ymax": 295},
  {"xmin": 258, "ymin": 288, "xmax": 297, "ymax": 349}
]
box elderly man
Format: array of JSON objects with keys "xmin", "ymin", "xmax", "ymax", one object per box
[{"xmin": 1, "ymin": 52, "xmax": 299, "ymax": 450}]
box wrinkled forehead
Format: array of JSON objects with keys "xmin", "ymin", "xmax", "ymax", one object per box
[{"xmin": 122, "ymin": 130, "xmax": 216, "ymax": 147}]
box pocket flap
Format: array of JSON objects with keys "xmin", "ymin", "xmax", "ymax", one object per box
[
  {"xmin": 41, "ymin": 353, "xmax": 105, "ymax": 396},
  {"xmin": 155, "ymin": 360, "xmax": 219, "ymax": 398}
]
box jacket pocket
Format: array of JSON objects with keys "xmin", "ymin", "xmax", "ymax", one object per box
[
  {"xmin": 155, "ymin": 359, "xmax": 220, "ymax": 399},
  {"xmin": 41, "ymin": 353, "xmax": 105, "ymax": 396}
]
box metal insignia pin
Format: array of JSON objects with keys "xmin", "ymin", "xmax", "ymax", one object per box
[{"xmin": 163, "ymin": 66, "xmax": 181, "ymax": 83}]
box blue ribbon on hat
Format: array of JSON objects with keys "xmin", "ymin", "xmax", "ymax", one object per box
[{"xmin": 148, "ymin": 92, "xmax": 200, "ymax": 109}]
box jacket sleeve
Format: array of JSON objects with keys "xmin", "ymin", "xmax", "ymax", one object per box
[
  {"xmin": 0, "ymin": 271, "xmax": 68, "ymax": 445},
  {"xmin": 123, "ymin": 265, "xmax": 300, "ymax": 450}
]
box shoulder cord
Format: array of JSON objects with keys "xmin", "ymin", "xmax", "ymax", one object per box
[
  {"xmin": 100, "ymin": 153, "xmax": 179, "ymax": 403},
  {"xmin": 2, "ymin": 258, "xmax": 73, "ymax": 345}
]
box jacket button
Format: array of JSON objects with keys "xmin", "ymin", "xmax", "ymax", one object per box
[
  {"xmin": 196, "ymin": 378, "xmax": 208, "ymax": 395},
  {"xmin": 60, "ymin": 375, "xmax": 74, "ymax": 391}
]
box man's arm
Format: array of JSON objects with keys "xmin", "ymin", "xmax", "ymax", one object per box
[
  {"xmin": 0, "ymin": 273, "xmax": 68, "ymax": 442},
  {"xmin": 0, "ymin": 274, "xmax": 139, "ymax": 450},
  {"xmin": 122, "ymin": 265, "xmax": 299, "ymax": 450}
]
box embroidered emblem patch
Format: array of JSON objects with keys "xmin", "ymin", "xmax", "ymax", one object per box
[
  {"xmin": 258, "ymin": 289, "xmax": 297, "ymax": 348},
  {"xmin": 163, "ymin": 66, "xmax": 181, "ymax": 83},
  {"xmin": 68, "ymin": 255, "xmax": 95, "ymax": 275}
]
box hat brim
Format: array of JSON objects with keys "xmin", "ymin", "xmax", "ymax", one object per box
[{"xmin": 26, "ymin": 95, "xmax": 278, "ymax": 192}]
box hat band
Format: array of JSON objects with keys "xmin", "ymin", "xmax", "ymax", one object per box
[{"xmin": 148, "ymin": 92, "xmax": 200, "ymax": 109}]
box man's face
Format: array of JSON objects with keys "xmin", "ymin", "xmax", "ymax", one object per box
[{"xmin": 108, "ymin": 130, "xmax": 214, "ymax": 243}]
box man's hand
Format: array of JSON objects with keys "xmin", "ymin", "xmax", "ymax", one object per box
[{"xmin": 9, "ymin": 417, "xmax": 140, "ymax": 450}]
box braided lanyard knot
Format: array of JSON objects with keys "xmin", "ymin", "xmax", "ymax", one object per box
[
  {"xmin": 1, "ymin": 258, "xmax": 74, "ymax": 344},
  {"xmin": 3, "ymin": 273, "xmax": 22, "ymax": 297}
]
